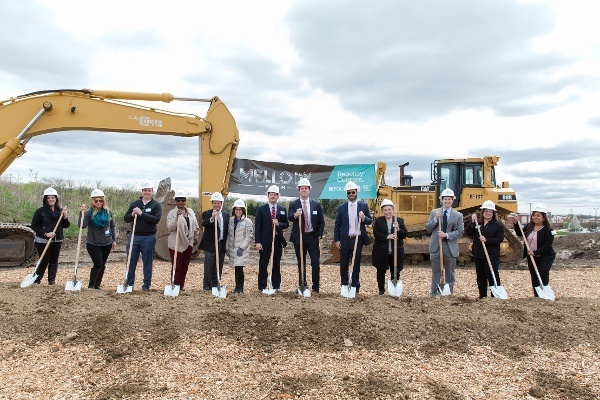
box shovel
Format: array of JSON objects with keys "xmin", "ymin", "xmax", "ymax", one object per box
[
  {"xmin": 516, "ymin": 222, "xmax": 555, "ymax": 301},
  {"xmin": 116, "ymin": 214, "xmax": 136, "ymax": 294},
  {"xmin": 436, "ymin": 213, "xmax": 451, "ymax": 296},
  {"xmin": 21, "ymin": 213, "xmax": 65, "ymax": 288},
  {"xmin": 211, "ymin": 213, "xmax": 227, "ymax": 298},
  {"xmin": 341, "ymin": 218, "xmax": 361, "ymax": 298},
  {"xmin": 476, "ymin": 224, "xmax": 507, "ymax": 299},
  {"xmin": 296, "ymin": 211, "xmax": 311, "ymax": 297},
  {"xmin": 262, "ymin": 224, "xmax": 278, "ymax": 296},
  {"xmin": 164, "ymin": 214, "xmax": 181, "ymax": 297},
  {"xmin": 388, "ymin": 207, "xmax": 403, "ymax": 297},
  {"xmin": 65, "ymin": 209, "xmax": 84, "ymax": 292}
]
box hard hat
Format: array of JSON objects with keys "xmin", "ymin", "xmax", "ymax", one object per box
[
  {"xmin": 344, "ymin": 181, "xmax": 359, "ymax": 192},
  {"xmin": 210, "ymin": 192, "xmax": 224, "ymax": 202},
  {"xmin": 173, "ymin": 188, "xmax": 187, "ymax": 198},
  {"xmin": 531, "ymin": 203, "xmax": 547, "ymax": 213},
  {"xmin": 140, "ymin": 179, "xmax": 153, "ymax": 190},
  {"xmin": 380, "ymin": 199, "xmax": 394, "ymax": 208},
  {"xmin": 297, "ymin": 178, "xmax": 311, "ymax": 188},
  {"xmin": 481, "ymin": 200, "xmax": 496, "ymax": 211},
  {"xmin": 43, "ymin": 187, "xmax": 58, "ymax": 197},
  {"xmin": 266, "ymin": 185, "xmax": 280, "ymax": 194},
  {"xmin": 439, "ymin": 188, "xmax": 455, "ymax": 199},
  {"xmin": 233, "ymin": 199, "xmax": 246, "ymax": 209},
  {"xmin": 90, "ymin": 189, "xmax": 105, "ymax": 198}
]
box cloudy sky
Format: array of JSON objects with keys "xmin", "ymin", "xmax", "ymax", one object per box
[{"xmin": 1, "ymin": 0, "xmax": 599, "ymax": 215}]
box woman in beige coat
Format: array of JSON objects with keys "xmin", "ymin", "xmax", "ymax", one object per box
[
  {"xmin": 167, "ymin": 189, "xmax": 200, "ymax": 291},
  {"xmin": 226, "ymin": 199, "xmax": 254, "ymax": 294}
]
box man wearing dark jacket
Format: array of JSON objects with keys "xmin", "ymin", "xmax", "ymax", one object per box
[
  {"xmin": 124, "ymin": 180, "xmax": 162, "ymax": 290},
  {"xmin": 198, "ymin": 192, "xmax": 229, "ymax": 290}
]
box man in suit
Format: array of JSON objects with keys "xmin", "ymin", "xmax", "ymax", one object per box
[
  {"xmin": 255, "ymin": 185, "xmax": 289, "ymax": 291},
  {"xmin": 288, "ymin": 178, "xmax": 326, "ymax": 293},
  {"xmin": 334, "ymin": 181, "xmax": 373, "ymax": 293},
  {"xmin": 425, "ymin": 188, "xmax": 464, "ymax": 297},
  {"xmin": 198, "ymin": 192, "xmax": 230, "ymax": 290}
]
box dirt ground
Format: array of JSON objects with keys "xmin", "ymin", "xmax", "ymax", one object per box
[{"xmin": 0, "ymin": 231, "xmax": 599, "ymax": 399}]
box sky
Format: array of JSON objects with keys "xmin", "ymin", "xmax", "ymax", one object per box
[{"xmin": 1, "ymin": 0, "xmax": 599, "ymax": 215}]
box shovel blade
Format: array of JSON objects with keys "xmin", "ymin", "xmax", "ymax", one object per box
[
  {"xmin": 536, "ymin": 285, "xmax": 555, "ymax": 301},
  {"xmin": 387, "ymin": 279, "xmax": 403, "ymax": 297},
  {"xmin": 20, "ymin": 273, "xmax": 38, "ymax": 289},
  {"xmin": 262, "ymin": 286, "xmax": 277, "ymax": 296},
  {"xmin": 164, "ymin": 284, "xmax": 180, "ymax": 297},
  {"xmin": 437, "ymin": 283, "xmax": 451, "ymax": 296},
  {"xmin": 297, "ymin": 287, "xmax": 311, "ymax": 297},
  {"xmin": 212, "ymin": 285, "xmax": 227, "ymax": 298},
  {"xmin": 65, "ymin": 280, "xmax": 82, "ymax": 292},
  {"xmin": 116, "ymin": 284, "xmax": 133, "ymax": 294},
  {"xmin": 490, "ymin": 285, "xmax": 508, "ymax": 299},
  {"xmin": 340, "ymin": 285, "xmax": 356, "ymax": 298}
]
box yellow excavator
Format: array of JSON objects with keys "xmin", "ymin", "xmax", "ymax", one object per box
[
  {"xmin": 0, "ymin": 89, "xmax": 239, "ymax": 266},
  {"xmin": 327, "ymin": 156, "xmax": 523, "ymax": 265}
]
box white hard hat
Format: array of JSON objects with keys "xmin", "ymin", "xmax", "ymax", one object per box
[
  {"xmin": 233, "ymin": 199, "xmax": 246, "ymax": 209},
  {"xmin": 173, "ymin": 188, "xmax": 187, "ymax": 198},
  {"xmin": 210, "ymin": 192, "xmax": 224, "ymax": 202},
  {"xmin": 380, "ymin": 199, "xmax": 394, "ymax": 208},
  {"xmin": 297, "ymin": 178, "xmax": 311, "ymax": 188},
  {"xmin": 90, "ymin": 189, "xmax": 105, "ymax": 198},
  {"xmin": 344, "ymin": 181, "xmax": 359, "ymax": 192},
  {"xmin": 439, "ymin": 188, "xmax": 455, "ymax": 199},
  {"xmin": 481, "ymin": 200, "xmax": 496, "ymax": 211},
  {"xmin": 531, "ymin": 203, "xmax": 547, "ymax": 213},
  {"xmin": 266, "ymin": 185, "xmax": 280, "ymax": 194},
  {"xmin": 141, "ymin": 180, "xmax": 153, "ymax": 190},
  {"xmin": 43, "ymin": 187, "xmax": 58, "ymax": 197}
]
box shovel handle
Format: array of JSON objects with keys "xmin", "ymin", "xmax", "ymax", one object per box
[
  {"xmin": 438, "ymin": 212, "xmax": 444, "ymax": 281},
  {"xmin": 214, "ymin": 211, "xmax": 221, "ymax": 286},
  {"xmin": 124, "ymin": 214, "xmax": 138, "ymax": 283},
  {"xmin": 299, "ymin": 210, "xmax": 305, "ymax": 290},
  {"xmin": 34, "ymin": 212, "xmax": 65, "ymax": 273},
  {"xmin": 171, "ymin": 214, "xmax": 181, "ymax": 286},
  {"xmin": 476, "ymin": 224, "xmax": 499, "ymax": 288},
  {"xmin": 349, "ymin": 218, "xmax": 362, "ymax": 283},
  {"xmin": 73, "ymin": 209, "xmax": 85, "ymax": 275},
  {"xmin": 516, "ymin": 222, "xmax": 546, "ymax": 288},
  {"xmin": 393, "ymin": 206, "xmax": 398, "ymax": 281}
]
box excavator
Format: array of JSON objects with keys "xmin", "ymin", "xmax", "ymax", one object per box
[
  {"xmin": 0, "ymin": 89, "xmax": 239, "ymax": 267},
  {"xmin": 327, "ymin": 156, "xmax": 523, "ymax": 265}
]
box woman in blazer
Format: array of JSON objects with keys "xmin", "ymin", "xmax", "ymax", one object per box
[{"xmin": 227, "ymin": 199, "xmax": 254, "ymax": 294}]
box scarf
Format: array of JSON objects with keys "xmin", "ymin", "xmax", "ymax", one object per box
[{"xmin": 91, "ymin": 208, "xmax": 110, "ymax": 228}]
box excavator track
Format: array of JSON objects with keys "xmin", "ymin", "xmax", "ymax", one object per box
[{"xmin": 0, "ymin": 223, "xmax": 37, "ymax": 267}]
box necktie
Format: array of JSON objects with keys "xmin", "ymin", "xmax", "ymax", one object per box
[
  {"xmin": 302, "ymin": 200, "xmax": 309, "ymax": 232},
  {"xmin": 218, "ymin": 211, "xmax": 223, "ymax": 240},
  {"xmin": 271, "ymin": 205, "xmax": 276, "ymax": 220},
  {"xmin": 349, "ymin": 203, "xmax": 356, "ymax": 235},
  {"xmin": 443, "ymin": 210, "xmax": 448, "ymax": 233}
]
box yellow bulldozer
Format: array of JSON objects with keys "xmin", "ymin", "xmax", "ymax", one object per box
[{"xmin": 327, "ymin": 156, "xmax": 523, "ymax": 264}]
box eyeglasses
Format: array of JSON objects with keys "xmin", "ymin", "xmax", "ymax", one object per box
[
  {"xmin": 346, "ymin": 191, "xmax": 356, "ymax": 195},
  {"xmin": 94, "ymin": 199, "xmax": 104, "ymax": 203},
  {"xmin": 175, "ymin": 198, "xmax": 186, "ymax": 202}
]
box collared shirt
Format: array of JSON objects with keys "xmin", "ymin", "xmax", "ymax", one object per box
[
  {"xmin": 348, "ymin": 201, "xmax": 360, "ymax": 236},
  {"xmin": 301, "ymin": 198, "xmax": 312, "ymax": 232}
]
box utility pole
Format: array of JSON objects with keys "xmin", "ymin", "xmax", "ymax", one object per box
[{"xmin": 594, "ymin": 207, "xmax": 598, "ymax": 231}]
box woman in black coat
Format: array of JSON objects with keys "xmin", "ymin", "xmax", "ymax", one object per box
[
  {"xmin": 30, "ymin": 187, "xmax": 70, "ymax": 285},
  {"xmin": 466, "ymin": 200, "xmax": 505, "ymax": 298},
  {"xmin": 372, "ymin": 200, "xmax": 408, "ymax": 295},
  {"xmin": 509, "ymin": 203, "xmax": 556, "ymax": 297}
]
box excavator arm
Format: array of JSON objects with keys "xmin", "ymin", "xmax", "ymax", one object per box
[{"xmin": 0, "ymin": 89, "xmax": 239, "ymax": 214}]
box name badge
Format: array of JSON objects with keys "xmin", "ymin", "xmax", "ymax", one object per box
[
  {"xmin": 312, "ymin": 210, "xmax": 317, "ymax": 215},
  {"xmin": 145, "ymin": 208, "xmax": 151, "ymax": 212},
  {"xmin": 279, "ymin": 210, "xmax": 285, "ymax": 215},
  {"xmin": 105, "ymin": 229, "xmax": 110, "ymax": 236}
]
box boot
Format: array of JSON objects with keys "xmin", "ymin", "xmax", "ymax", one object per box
[
  {"xmin": 47, "ymin": 264, "xmax": 58, "ymax": 286},
  {"xmin": 95, "ymin": 266, "xmax": 105, "ymax": 289},
  {"xmin": 89, "ymin": 267, "xmax": 100, "ymax": 289},
  {"xmin": 235, "ymin": 266, "xmax": 244, "ymax": 294}
]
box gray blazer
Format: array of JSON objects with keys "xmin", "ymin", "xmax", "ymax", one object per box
[{"xmin": 425, "ymin": 208, "xmax": 464, "ymax": 257}]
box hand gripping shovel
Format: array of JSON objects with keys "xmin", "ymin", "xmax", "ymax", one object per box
[
  {"xmin": 211, "ymin": 214, "xmax": 227, "ymax": 298},
  {"xmin": 21, "ymin": 213, "xmax": 65, "ymax": 288},
  {"xmin": 296, "ymin": 211, "xmax": 311, "ymax": 297},
  {"xmin": 164, "ymin": 214, "xmax": 181, "ymax": 297},
  {"xmin": 65, "ymin": 209, "xmax": 84, "ymax": 292},
  {"xmin": 517, "ymin": 222, "xmax": 555, "ymax": 301},
  {"xmin": 341, "ymin": 218, "xmax": 361, "ymax": 298},
  {"xmin": 436, "ymin": 213, "xmax": 451, "ymax": 296},
  {"xmin": 116, "ymin": 214, "xmax": 136, "ymax": 294},
  {"xmin": 262, "ymin": 224, "xmax": 278, "ymax": 296},
  {"xmin": 476, "ymin": 224, "xmax": 507, "ymax": 299},
  {"xmin": 387, "ymin": 207, "xmax": 403, "ymax": 297}
]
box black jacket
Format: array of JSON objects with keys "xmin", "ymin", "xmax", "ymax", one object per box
[
  {"xmin": 287, "ymin": 198, "xmax": 325, "ymax": 245},
  {"xmin": 198, "ymin": 209, "xmax": 230, "ymax": 252},
  {"xmin": 123, "ymin": 198, "xmax": 162, "ymax": 236},
  {"xmin": 31, "ymin": 206, "xmax": 71, "ymax": 240},
  {"xmin": 466, "ymin": 220, "xmax": 504, "ymax": 260},
  {"xmin": 371, "ymin": 216, "xmax": 408, "ymax": 267},
  {"xmin": 513, "ymin": 223, "xmax": 555, "ymax": 259}
]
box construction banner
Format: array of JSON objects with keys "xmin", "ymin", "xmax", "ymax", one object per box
[{"xmin": 229, "ymin": 158, "xmax": 376, "ymax": 199}]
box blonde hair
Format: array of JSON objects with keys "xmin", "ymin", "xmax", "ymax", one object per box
[{"xmin": 90, "ymin": 197, "xmax": 109, "ymax": 213}]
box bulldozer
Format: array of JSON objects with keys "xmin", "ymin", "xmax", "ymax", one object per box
[
  {"xmin": 327, "ymin": 156, "xmax": 523, "ymax": 265},
  {"xmin": 0, "ymin": 89, "xmax": 239, "ymax": 267}
]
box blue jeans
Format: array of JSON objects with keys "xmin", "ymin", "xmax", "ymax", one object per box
[{"xmin": 126, "ymin": 234, "xmax": 156, "ymax": 290}]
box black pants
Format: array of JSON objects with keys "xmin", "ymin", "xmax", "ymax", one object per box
[
  {"xmin": 203, "ymin": 247, "xmax": 225, "ymax": 290},
  {"xmin": 339, "ymin": 240, "xmax": 364, "ymax": 292},
  {"xmin": 527, "ymin": 254, "xmax": 555, "ymax": 297},
  {"xmin": 293, "ymin": 233, "xmax": 321, "ymax": 291},
  {"xmin": 474, "ymin": 257, "xmax": 501, "ymax": 298},
  {"xmin": 258, "ymin": 237, "xmax": 283, "ymax": 290},
  {"xmin": 376, "ymin": 250, "xmax": 405, "ymax": 293},
  {"xmin": 34, "ymin": 241, "xmax": 62, "ymax": 285},
  {"xmin": 87, "ymin": 243, "xmax": 113, "ymax": 288},
  {"xmin": 234, "ymin": 266, "xmax": 245, "ymax": 293}
]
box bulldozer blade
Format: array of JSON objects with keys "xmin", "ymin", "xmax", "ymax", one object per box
[
  {"xmin": 65, "ymin": 279, "xmax": 82, "ymax": 292},
  {"xmin": 490, "ymin": 285, "xmax": 508, "ymax": 299},
  {"xmin": 340, "ymin": 285, "xmax": 356, "ymax": 299},
  {"xmin": 387, "ymin": 279, "xmax": 403, "ymax": 297},
  {"xmin": 212, "ymin": 285, "xmax": 227, "ymax": 298},
  {"xmin": 20, "ymin": 272, "xmax": 38, "ymax": 288},
  {"xmin": 164, "ymin": 284, "xmax": 180, "ymax": 297},
  {"xmin": 297, "ymin": 286, "xmax": 311, "ymax": 298},
  {"xmin": 116, "ymin": 284, "xmax": 133, "ymax": 294}
]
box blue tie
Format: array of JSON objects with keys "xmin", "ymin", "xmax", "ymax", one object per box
[{"xmin": 443, "ymin": 210, "xmax": 448, "ymax": 233}]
